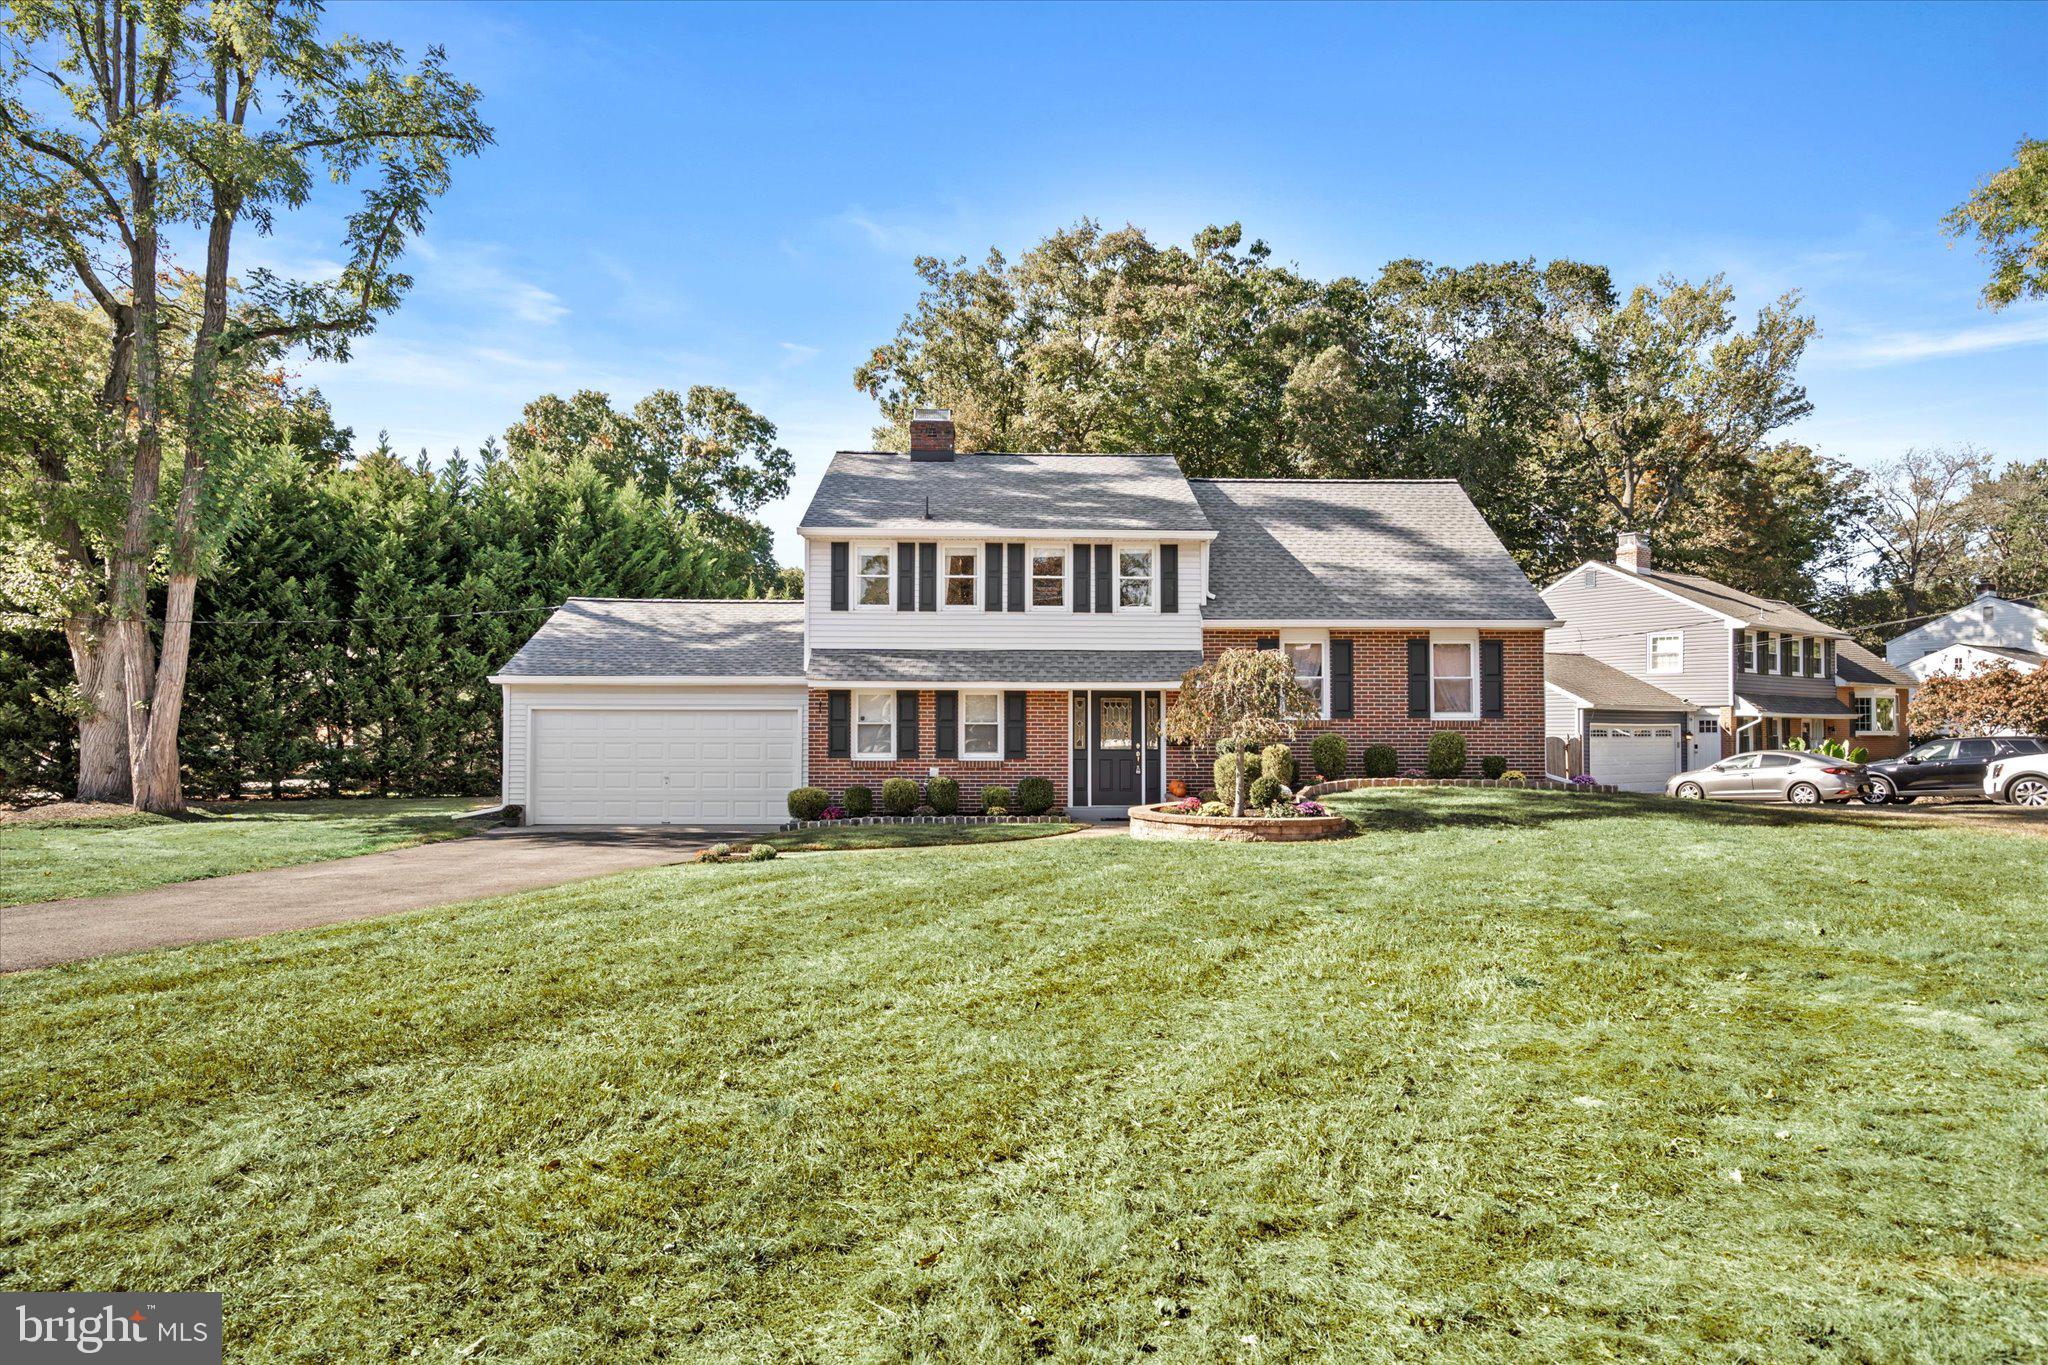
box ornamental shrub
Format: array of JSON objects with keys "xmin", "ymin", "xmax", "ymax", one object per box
[
  {"xmin": 1197, "ymin": 788, "xmax": 1218, "ymax": 804},
  {"xmin": 1481, "ymin": 755, "xmax": 1508, "ymax": 779},
  {"xmin": 1425, "ymin": 730, "xmax": 1467, "ymax": 778},
  {"xmin": 881, "ymin": 777, "xmax": 919, "ymax": 815},
  {"xmin": 1261, "ymin": 743, "xmax": 1294, "ymax": 785},
  {"xmin": 1248, "ymin": 775, "xmax": 1284, "ymax": 808},
  {"xmin": 747, "ymin": 844, "xmax": 777, "ymax": 862},
  {"xmin": 927, "ymin": 776, "xmax": 960, "ymax": 815},
  {"xmin": 842, "ymin": 785, "xmax": 874, "ymax": 817},
  {"xmin": 1016, "ymin": 776, "xmax": 1056, "ymax": 815},
  {"xmin": 703, "ymin": 843, "xmax": 733, "ymax": 863},
  {"xmin": 1310, "ymin": 732, "xmax": 1348, "ymax": 780},
  {"xmin": 1198, "ymin": 800, "xmax": 1229, "ymax": 817},
  {"xmin": 787, "ymin": 787, "xmax": 830, "ymax": 821},
  {"xmin": 1213, "ymin": 753, "xmax": 1241, "ymax": 799},
  {"xmin": 980, "ymin": 784, "xmax": 1014, "ymax": 814},
  {"xmin": 1501, "ymin": 769, "xmax": 1526, "ymax": 782},
  {"xmin": 1362, "ymin": 744, "xmax": 1398, "ymax": 778}
]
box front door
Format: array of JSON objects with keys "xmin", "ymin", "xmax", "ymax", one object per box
[{"xmin": 1092, "ymin": 692, "xmax": 1141, "ymax": 807}]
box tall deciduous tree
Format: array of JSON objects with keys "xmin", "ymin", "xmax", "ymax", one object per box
[
  {"xmin": 1943, "ymin": 137, "xmax": 2048, "ymax": 309},
  {"xmin": 1162, "ymin": 649, "xmax": 1320, "ymax": 816},
  {"xmin": 0, "ymin": 0, "xmax": 489, "ymax": 811}
]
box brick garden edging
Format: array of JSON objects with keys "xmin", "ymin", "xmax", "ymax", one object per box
[
  {"xmin": 1129, "ymin": 803, "xmax": 1350, "ymax": 843},
  {"xmin": 780, "ymin": 814, "xmax": 1071, "ymax": 831},
  {"xmin": 1294, "ymin": 776, "xmax": 1619, "ymax": 798}
]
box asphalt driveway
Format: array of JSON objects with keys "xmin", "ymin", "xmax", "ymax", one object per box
[{"xmin": 1, "ymin": 826, "xmax": 735, "ymax": 972}]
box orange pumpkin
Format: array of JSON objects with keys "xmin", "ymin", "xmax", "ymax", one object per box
[{"xmin": 1167, "ymin": 778, "xmax": 1188, "ymax": 798}]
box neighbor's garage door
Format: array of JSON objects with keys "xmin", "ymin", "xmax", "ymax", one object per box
[
  {"xmin": 1588, "ymin": 724, "xmax": 1682, "ymax": 793},
  {"xmin": 529, "ymin": 708, "xmax": 799, "ymax": 826}
]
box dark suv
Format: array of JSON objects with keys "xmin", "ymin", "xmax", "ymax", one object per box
[{"xmin": 1862, "ymin": 735, "xmax": 2047, "ymax": 804}]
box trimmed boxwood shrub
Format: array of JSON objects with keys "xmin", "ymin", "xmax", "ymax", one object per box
[
  {"xmin": 747, "ymin": 844, "xmax": 777, "ymax": 862},
  {"xmin": 786, "ymin": 786, "xmax": 829, "ymax": 821},
  {"xmin": 927, "ymin": 776, "xmax": 960, "ymax": 815},
  {"xmin": 980, "ymin": 784, "xmax": 1014, "ymax": 814},
  {"xmin": 881, "ymin": 777, "xmax": 920, "ymax": 815},
  {"xmin": 842, "ymin": 785, "xmax": 874, "ymax": 817},
  {"xmin": 1248, "ymin": 775, "xmax": 1285, "ymax": 808},
  {"xmin": 1481, "ymin": 755, "xmax": 1508, "ymax": 779},
  {"xmin": 1212, "ymin": 753, "xmax": 1241, "ymax": 799},
  {"xmin": 1362, "ymin": 744, "xmax": 1398, "ymax": 778},
  {"xmin": 1197, "ymin": 788, "xmax": 1218, "ymax": 804},
  {"xmin": 1261, "ymin": 743, "xmax": 1294, "ymax": 786},
  {"xmin": 1310, "ymin": 732, "xmax": 1348, "ymax": 780},
  {"xmin": 1426, "ymin": 730, "xmax": 1467, "ymax": 777},
  {"xmin": 1016, "ymin": 776, "xmax": 1056, "ymax": 815}
]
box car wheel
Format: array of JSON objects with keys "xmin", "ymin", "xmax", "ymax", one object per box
[
  {"xmin": 1861, "ymin": 777, "xmax": 1895, "ymax": 805},
  {"xmin": 1675, "ymin": 781, "xmax": 1705, "ymax": 800},
  {"xmin": 2008, "ymin": 775, "xmax": 2048, "ymax": 808},
  {"xmin": 1786, "ymin": 782, "xmax": 1821, "ymax": 805}
]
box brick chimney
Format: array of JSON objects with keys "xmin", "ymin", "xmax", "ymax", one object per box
[
  {"xmin": 1616, "ymin": 530, "xmax": 1651, "ymax": 573},
  {"xmin": 908, "ymin": 407, "xmax": 956, "ymax": 461}
]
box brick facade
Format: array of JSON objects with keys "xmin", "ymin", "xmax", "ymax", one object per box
[
  {"xmin": 806, "ymin": 688, "xmax": 1069, "ymax": 810},
  {"xmin": 1165, "ymin": 628, "xmax": 1550, "ymax": 788}
]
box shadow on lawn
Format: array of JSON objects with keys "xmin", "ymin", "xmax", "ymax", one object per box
[{"xmin": 1330, "ymin": 789, "xmax": 1923, "ymax": 836}]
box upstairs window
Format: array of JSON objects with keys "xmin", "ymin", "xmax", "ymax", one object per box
[
  {"xmin": 855, "ymin": 546, "xmax": 892, "ymax": 609},
  {"xmin": 943, "ymin": 546, "xmax": 978, "ymax": 608},
  {"xmin": 1031, "ymin": 547, "xmax": 1066, "ymax": 609},
  {"xmin": 1647, "ymin": 631, "xmax": 1683, "ymax": 674},
  {"xmin": 1803, "ymin": 638, "xmax": 1821, "ymax": 676},
  {"xmin": 1117, "ymin": 547, "xmax": 1154, "ymax": 609}
]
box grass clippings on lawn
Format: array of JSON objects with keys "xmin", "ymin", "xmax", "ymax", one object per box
[
  {"xmin": 0, "ymin": 798, "xmax": 476, "ymax": 906},
  {"xmin": 2, "ymin": 789, "xmax": 2044, "ymax": 1360}
]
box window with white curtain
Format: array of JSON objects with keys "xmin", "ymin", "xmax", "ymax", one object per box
[
  {"xmin": 1432, "ymin": 639, "xmax": 1477, "ymax": 718},
  {"xmin": 961, "ymin": 692, "xmax": 1002, "ymax": 759},
  {"xmin": 854, "ymin": 691, "xmax": 894, "ymax": 759},
  {"xmin": 1281, "ymin": 630, "xmax": 1328, "ymax": 717}
]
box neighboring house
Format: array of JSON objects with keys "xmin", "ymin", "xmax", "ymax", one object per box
[
  {"xmin": 1899, "ymin": 641, "xmax": 2044, "ymax": 683},
  {"xmin": 1541, "ymin": 652, "xmax": 1693, "ymax": 791},
  {"xmin": 1884, "ymin": 587, "xmax": 2046, "ymax": 675},
  {"xmin": 490, "ymin": 409, "xmax": 1557, "ymax": 825},
  {"xmin": 1541, "ymin": 533, "xmax": 1878, "ymax": 790},
  {"xmin": 1832, "ymin": 639, "xmax": 1916, "ymax": 759}
]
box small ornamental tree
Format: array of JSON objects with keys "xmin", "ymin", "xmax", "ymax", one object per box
[
  {"xmin": 1163, "ymin": 649, "xmax": 1321, "ymax": 815},
  {"xmin": 1910, "ymin": 665, "xmax": 2048, "ymax": 737}
]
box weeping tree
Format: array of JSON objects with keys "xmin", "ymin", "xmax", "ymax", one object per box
[
  {"xmin": 0, "ymin": 0, "xmax": 489, "ymax": 810},
  {"xmin": 1162, "ymin": 648, "xmax": 1321, "ymax": 816}
]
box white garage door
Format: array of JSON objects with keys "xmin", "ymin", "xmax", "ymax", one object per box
[
  {"xmin": 1588, "ymin": 724, "xmax": 1681, "ymax": 793},
  {"xmin": 529, "ymin": 708, "xmax": 800, "ymax": 826}
]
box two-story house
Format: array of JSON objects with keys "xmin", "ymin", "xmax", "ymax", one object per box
[
  {"xmin": 1884, "ymin": 586, "xmax": 2046, "ymax": 681},
  {"xmin": 1541, "ymin": 533, "xmax": 1915, "ymax": 789},
  {"xmin": 489, "ymin": 410, "xmax": 1556, "ymax": 825}
]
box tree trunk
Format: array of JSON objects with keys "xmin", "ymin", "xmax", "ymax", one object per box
[
  {"xmin": 129, "ymin": 574, "xmax": 197, "ymax": 813},
  {"xmin": 1231, "ymin": 748, "xmax": 1247, "ymax": 817},
  {"xmin": 64, "ymin": 618, "xmax": 132, "ymax": 803}
]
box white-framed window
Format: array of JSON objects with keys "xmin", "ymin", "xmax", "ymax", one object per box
[
  {"xmin": 1430, "ymin": 630, "xmax": 1479, "ymax": 720},
  {"xmin": 1115, "ymin": 545, "xmax": 1154, "ymax": 610},
  {"xmin": 1281, "ymin": 628, "xmax": 1330, "ymax": 718},
  {"xmin": 1030, "ymin": 545, "xmax": 1066, "ymax": 610},
  {"xmin": 1647, "ymin": 631, "xmax": 1683, "ymax": 674},
  {"xmin": 854, "ymin": 690, "xmax": 895, "ymax": 759},
  {"xmin": 854, "ymin": 544, "xmax": 892, "ymax": 610},
  {"xmin": 942, "ymin": 544, "xmax": 978, "ymax": 609},
  {"xmin": 1854, "ymin": 693, "xmax": 1897, "ymax": 735},
  {"xmin": 960, "ymin": 691, "xmax": 1002, "ymax": 759}
]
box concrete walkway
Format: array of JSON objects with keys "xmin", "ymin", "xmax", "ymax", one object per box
[{"xmin": 1, "ymin": 826, "xmax": 735, "ymax": 973}]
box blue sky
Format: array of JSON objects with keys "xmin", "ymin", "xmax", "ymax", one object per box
[{"xmin": 271, "ymin": 1, "xmax": 2047, "ymax": 565}]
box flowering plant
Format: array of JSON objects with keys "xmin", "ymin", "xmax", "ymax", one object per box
[
  {"xmin": 1168, "ymin": 796, "xmax": 1203, "ymax": 813},
  {"xmin": 1500, "ymin": 769, "xmax": 1526, "ymax": 781},
  {"xmin": 1568, "ymin": 774, "xmax": 1597, "ymax": 787},
  {"xmin": 821, "ymin": 805, "xmax": 846, "ymax": 820},
  {"xmin": 1402, "ymin": 767, "xmax": 1425, "ymax": 778},
  {"xmin": 1292, "ymin": 800, "xmax": 1330, "ymax": 817}
]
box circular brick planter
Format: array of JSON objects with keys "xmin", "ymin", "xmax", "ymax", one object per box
[{"xmin": 1127, "ymin": 803, "xmax": 1350, "ymax": 843}]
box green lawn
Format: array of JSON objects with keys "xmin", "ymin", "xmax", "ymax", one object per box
[
  {"xmin": 761, "ymin": 820, "xmax": 1083, "ymax": 852},
  {"xmin": 0, "ymin": 798, "xmax": 475, "ymax": 905},
  {"xmin": 3, "ymin": 790, "xmax": 2044, "ymax": 1360}
]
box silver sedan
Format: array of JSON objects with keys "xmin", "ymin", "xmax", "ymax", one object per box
[{"xmin": 1667, "ymin": 750, "xmax": 1868, "ymax": 805}]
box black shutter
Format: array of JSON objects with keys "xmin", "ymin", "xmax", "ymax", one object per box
[
  {"xmin": 1256, "ymin": 634, "xmax": 1279, "ymax": 652},
  {"xmin": 934, "ymin": 691, "xmax": 958, "ymax": 758},
  {"xmin": 1160, "ymin": 544, "xmax": 1179, "ymax": 612},
  {"xmin": 1007, "ymin": 543, "xmax": 1026, "ymax": 612},
  {"xmin": 1074, "ymin": 544, "xmax": 1093, "ymax": 612},
  {"xmin": 896, "ymin": 689, "xmax": 919, "ymax": 758},
  {"xmin": 1330, "ymin": 638, "xmax": 1354, "ymax": 718},
  {"xmin": 1094, "ymin": 543, "xmax": 1113, "ymax": 613},
  {"xmin": 896, "ymin": 542, "xmax": 914, "ymax": 612},
  {"xmin": 1004, "ymin": 691, "xmax": 1027, "ymax": 758},
  {"xmin": 829, "ymin": 542, "xmax": 849, "ymax": 612},
  {"xmin": 1481, "ymin": 639, "xmax": 1505, "ymax": 718},
  {"xmin": 1825, "ymin": 638, "xmax": 1837, "ymax": 680},
  {"xmin": 826, "ymin": 690, "xmax": 850, "ymax": 758},
  {"xmin": 917, "ymin": 543, "xmax": 937, "ymax": 613},
  {"xmin": 985, "ymin": 542, "xmax": 1004, "ymax": 612},
  {"xmin": 1407, "ymin": 639, "xmax": 1430, "ymax": 718}
]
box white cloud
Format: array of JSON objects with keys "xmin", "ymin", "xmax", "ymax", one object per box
[
  {"xmin": 777, "ymin": 341, "xmax": 821, "ymax": 367},
  {"xmin": 412, "ymin": 238, "xmax": 568, "ymax": 325},
  {"xmin": 1823, "ymin": 312, "xmax": 2048, "ymax": 368}
]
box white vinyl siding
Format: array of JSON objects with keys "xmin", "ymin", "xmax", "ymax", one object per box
[{"xmin": 1540, "ymin": 566, "xmax": 1734, "ymax": 707}]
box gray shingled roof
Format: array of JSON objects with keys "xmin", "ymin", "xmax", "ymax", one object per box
[
  {"xmin": 808, "ymin": 648, "xmax": 1204, "ymax": 685},
  {"xmin": 1193, "ymin": 480, "xmax": 1554, "ymax": 623},
  {"xmin": 494, "ymin": 599, "xmax": 805, "ymax": 678},
  {"xmin": 1963, "ymin": 644, "xmax": 2047, "ymax": 665},
  {"xmin": 1609, "ymin": 566, "xmax": 1846, "ymax": 637},
  {"xmin": 799, "ymin": 451, "xmax": 1213, "ymax": 534},
  {"xmin": 1736, "ymin": 689, "xmax": 1856, "ymax": 718},
  {"xmin": 1545, "ymin": 652, "xmax": 1690, "ymax": 712},
  {"xmin": 1834, "ymin": 639, "xmax": 1914, "ymax": 687}
]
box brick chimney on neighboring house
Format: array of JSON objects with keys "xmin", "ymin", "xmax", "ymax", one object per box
[
  {"xmin": 1616, "ymin": 530, "xmax": 1652, "ymax": 573},
  {"xmin": 908, "ymin": 407, "xmax": 956, "ymax": 461}
]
